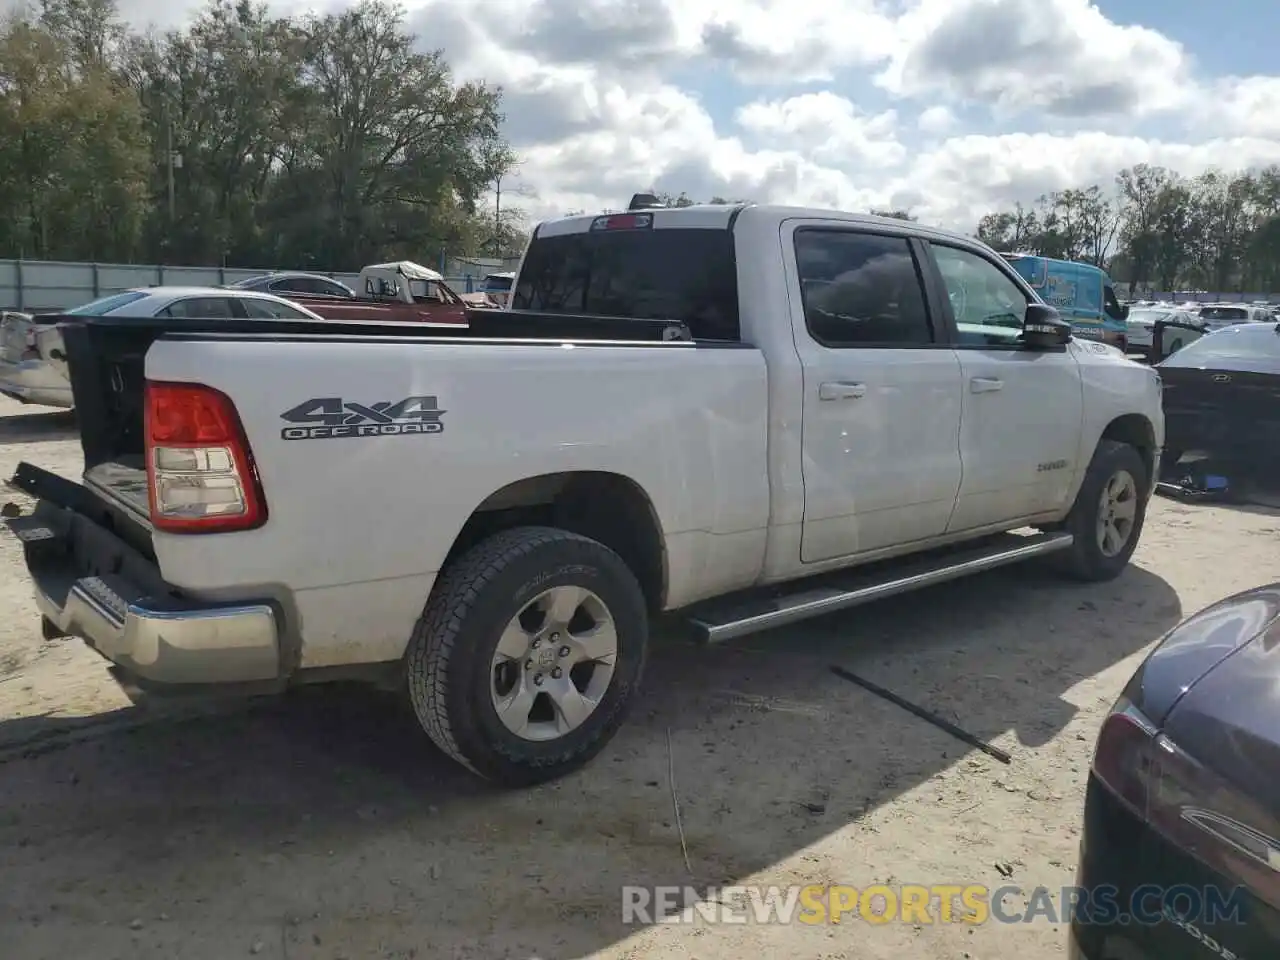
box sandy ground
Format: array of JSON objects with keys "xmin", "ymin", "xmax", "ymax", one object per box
[{"xmin": 1, "ymin": 393, "xmax": 1278, "ymax": 960}]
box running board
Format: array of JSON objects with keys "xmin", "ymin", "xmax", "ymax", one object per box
[{"xmin": 686, "ymin": 530, "xmax": 1074, "ymax": 643}]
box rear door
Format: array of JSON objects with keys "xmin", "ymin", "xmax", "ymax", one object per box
[{"xmin": 784, "ymin": 221, "xmax": 963, "ymax": 561}]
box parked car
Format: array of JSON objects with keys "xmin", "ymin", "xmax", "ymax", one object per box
[
  {"xmin": 1198, "ymin": 303, "xmax": 1273, "ymax": 331},
  {"xmin": 481, "ymin": 271, "xmax": 515, "ymax": 308},
  {"xmin": 1071, "ymin": 583, "xmax": 1280, "ymax": 960},
  {"xmin": 275, "ymin": 262, "xmax": 494, "ymax": 324},
  {"xmin": 4, "ymin": 199, "xmax": 1163, "ymax": 786},
  {"xmin": 229, "ymin": 272, "xmax": 356, "ymax": 300},
  {"xmin": 0, "ymin": 310, "xmax": 71, "ymax": 408},
  {"xmin": 0, "ymin": 288, "xmax": 324, "ymax": 409},
  {"xmin": 1157, "ymin": 321, "xmax": 1280, "ymax": 472},
  {"xmin": 1126, "ymin": 306, "xmax": 1199, "ymax": 357}
]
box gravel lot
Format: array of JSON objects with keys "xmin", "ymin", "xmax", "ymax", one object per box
[{"xmin": 1, "ymin": 393, "xmax": 1277, "ymax": 960}]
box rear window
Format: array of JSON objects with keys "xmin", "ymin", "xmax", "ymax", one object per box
[
  {"xmin": 1162, "ymin": 325, "xmax": 1280, "ymax": 366},
  {"xmin": 1200, "ymin": 306, "xmax": 1248, "ymax": 321},
  {"xmin": 65, "ymin": 291, "xmax": 149, "ymax": 315},
  {"xmin": 511, "ymin": 228, "xmax": 740, "ymax": 340},
  {"xmin": 484, "ymin": 275, "xmax": 513, "ymax": 291}
]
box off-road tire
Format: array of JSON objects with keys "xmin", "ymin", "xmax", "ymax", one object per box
[
  {"xmin": 405, "ymin": 526, "xmax": 648, "ymax": 786},
  {"xmin": 1055, "ymin": 440, "xmax": 1150, "ymax": 582}
]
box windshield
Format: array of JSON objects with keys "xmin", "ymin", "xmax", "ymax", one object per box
[
  {"xmin": 512, "ymin": 226, "xmax": 740, "ymax": 340},
  {"xmin": 1128, "ymin": 310, "xmax": 1171, "ymax": 323},
  {"xmin": 1160, "ymin": 325, "xmax": 1280, "ymax": 366},
  {"xmin": 228, "ymin": 276, "xmax": 268, "ymax": 289},
  {"xmin": 1199, "ymin": 306, "xmax": 1248, "ymax": 321},
  {"xmin": 484, "ymin": 275, "xmax": 513, "ymax": 291},
  {"xmin": 64, "ymin": 291, "xmax": 149, "ymax": 315}
]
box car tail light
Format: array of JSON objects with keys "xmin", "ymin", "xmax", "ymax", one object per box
[
  {"xmin": 144, "ymin": 381, "xmax": 266, "ymax": 533},
  {"xmin": 1090, "ymin": 695, "xmax": 1158, "ymax": 818}
]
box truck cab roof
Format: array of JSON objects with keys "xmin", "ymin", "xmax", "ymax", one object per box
[{"xmin": 534, "ymin": 203, "xmax": 976, "ymax": 247}]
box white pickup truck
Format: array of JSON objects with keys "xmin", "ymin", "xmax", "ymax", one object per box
[{"xmin": 5, "ymin": 201, "xmax": 1164, "ymax": 785}]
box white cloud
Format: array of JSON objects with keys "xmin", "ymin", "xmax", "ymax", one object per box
[
  {"xmin": 735, "ymin": 92, "xmax": 905, "ymax": 167},
  {"xmin": 1206, "ymin": 76, "xmax": 1280, "ymax": 140},
  {"xmin": 916, "ymin": 105, "xmax": 956, "ymax": 135},
  {"xmin": 63, "ymin": 0, "xmax": 1280, "ymax": 232},
  {"xmin": 877, "ymin": 0, "xmax": 1195, "ymax": 119}
]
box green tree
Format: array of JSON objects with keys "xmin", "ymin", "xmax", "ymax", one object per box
[{"xmin": 0, "ymin": 5, "xmax": 149, "ymax": 259}]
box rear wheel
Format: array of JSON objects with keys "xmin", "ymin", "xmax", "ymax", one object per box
[
  {"xmin": 1055, "ymin": 441, "xmax": 1150, "ymax": 582},
  {"xmin": 406, "ymin": 526, "xmax": 648, "ymax": 786}
]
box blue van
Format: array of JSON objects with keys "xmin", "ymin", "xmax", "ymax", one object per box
[{"xmin": 1001, "ymin": 254, "xmax": 1129, "ymax": 348}]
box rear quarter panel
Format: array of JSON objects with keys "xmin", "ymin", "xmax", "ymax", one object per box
[{"xmin": 144, "ymin": 338, "xmax": 771, "ymax": 667}]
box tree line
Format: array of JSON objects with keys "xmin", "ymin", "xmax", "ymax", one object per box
[
  {"xmin": 0, "ymin": 0, "xmax": 523, "ymax": 270},
  {"xmin": 975, "ymin": 165, "xmax": 1280, "ymax": 293}
]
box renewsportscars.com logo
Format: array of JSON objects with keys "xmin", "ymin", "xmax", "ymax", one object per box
[{"xmin": 279, "ymin": 396, "xmax": 446, "ymax": 441}]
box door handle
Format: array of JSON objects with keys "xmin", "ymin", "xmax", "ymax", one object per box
[
  {"xmin": 970, "ymin": 377, "xmax": 1003, "ymax": 393},
  {"xmin": 819, "ymin": 381, "xmax": 867, "ymax": 401}
]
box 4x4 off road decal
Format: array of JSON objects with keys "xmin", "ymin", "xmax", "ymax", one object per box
[{"xmin": 280, "ymin": 396, "xmax": 445, "ymax": 440}]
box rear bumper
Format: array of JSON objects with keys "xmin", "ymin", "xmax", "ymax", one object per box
[
  {"xmin": 0, "ymin": 357, "xmax": 74, "ymax": 408},
  {"xmin": 4, "ymin": 498, "xmax": 281, "ymax": 685}
]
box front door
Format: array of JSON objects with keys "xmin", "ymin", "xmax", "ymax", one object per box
[
  {"xmin": 925, "ymin": 242, "xmax": 1085, "ymax": 531},
  {"xmin": 786, "ymin": 222, "xmax": 964, "ymax": 563}
]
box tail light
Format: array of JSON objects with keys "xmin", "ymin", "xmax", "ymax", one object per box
[
  {"xmin": 144, "ymin": 381, "xmax": 266, "ymax": 533},
  {"xmin": 1090, "ymin": 695, "xmax": 1158, "ymax": 818}
]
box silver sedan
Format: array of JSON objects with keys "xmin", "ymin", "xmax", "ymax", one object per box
[{"xmin": 0, "ymin": 287, "xmax": 324, "ymax": 409}]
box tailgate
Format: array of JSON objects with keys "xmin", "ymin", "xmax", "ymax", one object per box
[{"xmin": 5, "ymin": 462, "xmax": 281, "ymax": 685}]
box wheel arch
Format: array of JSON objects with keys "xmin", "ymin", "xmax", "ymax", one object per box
[
  {"xmin": 1099, "ymin": 413, "xmax": 1158, "ymax": 486},
  {"xmin": 440, "ymin": 471, "xmax": 668, "ymax": 614}
]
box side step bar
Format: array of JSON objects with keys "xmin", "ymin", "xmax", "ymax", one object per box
[{"xmin": 686, "ymin": 530, "xmax": 1074, "ymax": 643}]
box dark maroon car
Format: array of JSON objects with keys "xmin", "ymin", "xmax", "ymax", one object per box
[{"xmin": 1073, "ymin": 583, "xmax": 1280, "ymax": 959}]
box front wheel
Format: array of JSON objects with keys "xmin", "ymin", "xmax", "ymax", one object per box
[
  {"xmin": 406, "ymin": 526, "xmax": 649, "ymax": 786},
  {"xmin": 1055, "ymin": 441, "xmax": 1150, "ymax": 582}
]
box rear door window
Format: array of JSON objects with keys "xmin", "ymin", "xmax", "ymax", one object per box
[
  {"xmin": 512, "ymin": 226, "xmax": 740, "ymax": 340},
  {"xmin": 158, "ymin": 297, "xmax": 237, "ymax": 319},
  {"xmin": 794, "ymin": 229, "xmax": 935, "ymax": 347},
  {"xmin": 314, "ymin": 279, "xmax": 352, "ymax": 298},
  {"xmin": 268, "ymin": 277, "xmax": 313, "ymax": 294},
  {"xmin": 239, "ymin": 298, "xmax": 315, "ymax": 320}
]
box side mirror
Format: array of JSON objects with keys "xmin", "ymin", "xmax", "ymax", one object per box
[{"xmin": 1022, "ymin": 303, "xmax": 1073, "ymax": 350}]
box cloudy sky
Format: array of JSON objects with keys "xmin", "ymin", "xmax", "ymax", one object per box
[{"xmin": 113, "ymin": 0, "xmax": 1280, "ymax": 230}]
